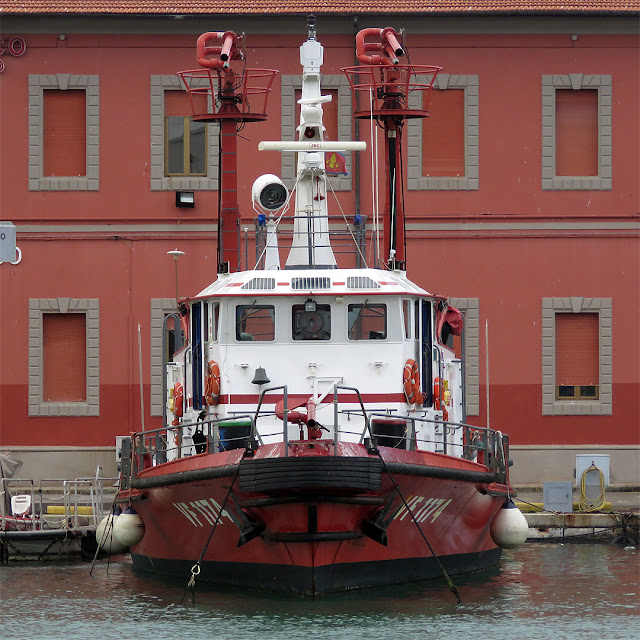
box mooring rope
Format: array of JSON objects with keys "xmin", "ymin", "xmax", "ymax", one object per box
[
  {"xmin": 374, "ymin": 449, "xmax": 463, "ymax": 606},
  {"xmin": 179, "ymin": 462, "xmax": 242, "ymax": 605}
]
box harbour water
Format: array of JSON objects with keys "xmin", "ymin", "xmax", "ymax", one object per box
[{"xmin": 1, "ymin": 544, "xmax": 638, "ymax": 640}]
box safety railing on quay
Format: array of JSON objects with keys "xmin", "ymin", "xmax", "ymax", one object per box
[{"xmin": 0, "ymin": 466, "xmax": 113, "ymax": 531}]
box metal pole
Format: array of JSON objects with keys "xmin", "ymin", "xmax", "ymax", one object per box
[
  {"xmin": 485, "ymin": 318, "xmax": 490, "ymax": 430},
  {"xmin": 138, "ymin": 323, "xmax": 145, "ymax": 434}
]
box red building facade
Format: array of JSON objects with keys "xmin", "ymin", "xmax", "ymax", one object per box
[{"xmin": 0, "ymin": 2, "xmax": 638, "ymax": 485}]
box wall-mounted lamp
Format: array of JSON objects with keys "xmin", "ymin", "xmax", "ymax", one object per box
[
  {"xmin": 175, "ymin": 191, "xmax": 195, "ymax": 208},
  {"xmin": 304, "ymin": 298, "xmax": 316, "ymax": 312}
]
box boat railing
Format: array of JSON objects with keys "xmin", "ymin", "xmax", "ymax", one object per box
[
  {"xmin": 0, "ymin": 467, "xmax": 112, "ymax": 531},
  {"xmin": 123, "ymin": 413, "xmax": 258, "ymax": 485},
  {"xmin": 364, "ymin": 412, "xmax": 510, "ymax": 482}
]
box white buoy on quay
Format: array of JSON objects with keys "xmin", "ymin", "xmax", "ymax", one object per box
[
  {"xmin": 490, "ymin": 499, "xmax": 529, "ymax": 549},
  {"xmin": 113, "ymin": 506, "xmax": 145, "ymax": 547},
  {"xmin": 96, "ymin": 507, "xmax": 128, "ymax": 554}
]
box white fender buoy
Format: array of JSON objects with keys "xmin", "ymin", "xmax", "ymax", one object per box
[
  {"xmin": 490, "ymin": 499, "xmax": 529, "ymax": 549},
  {"xmin": 113, "ymin": 506, "xmax": 145, "ymax": 547},
  {"xmin": 96, "ymin": 508, "xmax": 128, "ymax": 554}
]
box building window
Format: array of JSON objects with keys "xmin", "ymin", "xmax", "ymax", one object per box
[
  {"xmin": 28, "ymin": 74, "xmax": 99, "ymax": 191},
  {"xmin": 281, "ymin": 75, "xmax": 352, "ymax": 191},
  {"xmin": 408, "ymin": 74, "xmax": 479, "ymax": 191},
  {"xmin": 29, "ymin": 298, "xmax": 100, "ymax": 416},
  {"xmin": 43, "ymin": 313, "xmax": 87, "ymax": 402},
  {"xmin": 150, "ymin": 299, "xmax": 179, "ymax": 416},
  {"xmin": 449, "ymin": 298, "xmax": 480, "ymax": 417},
  {"xmin": 555, "ymin": 90, "xmax": 598, "ymax": 177},
  {"xmin": 542, "ymin": 74, "xmax": 612, "ymax": 190},
  {"xmin": 422, "ymin": 88, "xmax": 465, "ymax": 177},
  {"xmin": 164, "ymin": 91, "xmax": 207, "ymax": 176},
  {"xmin": 542, "ymin": 297, "xmax": 612, "ymax": 415},
  {"xmin": 43, "ymin": 90, "xmax": 86, "ymax": 177},
  {"xmin": 150, "ymin": 76, "xmax": 218, "ymax": 191},
  {"xmin": 555, "ymin": 312, "xmax": 600, "ymax": 400}
]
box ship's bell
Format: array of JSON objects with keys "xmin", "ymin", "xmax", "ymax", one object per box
[{"xmin": 251, "ymin": 367, "xmax": 270, "ymax": 386}]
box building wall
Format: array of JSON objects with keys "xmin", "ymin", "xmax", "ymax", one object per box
[{"xmin": 0, "ymin": 15, "xmax": 638, "ymax": 484}]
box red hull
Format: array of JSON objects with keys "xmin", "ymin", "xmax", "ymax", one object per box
[{"xmin": 119, "ymin": 441, "xmax": 508, "ymax": 596}]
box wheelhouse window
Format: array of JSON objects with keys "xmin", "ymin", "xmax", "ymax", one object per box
[
  {"xmin": 236, "ymin": 305, "xmax": 275, "ymax": 342},
  {"xmin": 402, "ymin": 300, "xmax": 411, "ymax": 339},
  {"xmin": 348, "ymin": 303, "xmax": 387, "ymax": 340},
  {"xmin": 292, "ymin": 302, "xmax": 331, "ymax": 341},
  {"xmin": 207, "ymin": 301, "xmax": 220, "ymax": 342}
]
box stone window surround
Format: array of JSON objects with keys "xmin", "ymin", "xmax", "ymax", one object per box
[
  {"xmin": 150, "ymin": 75, "xmax": 219, "ymax": 191},
  {"xmin": 150, "ymin": 298, "xmax": 179, "ymax": 416},
  {"xmin": 541, "ymin": 74, "xmax": 612, "ymax": 191},
  {"xmin": 449, "ymin": 297, "xmax": 480, "ymax": 417},
  {"xmin": 28, "ymin": 298, "xmax": 100, "ymax": 417},
  {"xmin": 28, "ymin": 74, "xmax": 100, "ymax": 191},
  {"xmin": 408, "ymin": 74, "xmax": 479, "ymax": 191},
  {"xmin": 542, "ymin": 297, "xmax": 612, "ymax": 416},
  {"xmin": 280, "ymin": 75, "xmax": 353, "ymax": 191}
]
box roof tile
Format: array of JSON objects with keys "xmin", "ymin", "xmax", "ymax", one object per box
[{"xmin": 1, "ymin": 0, "xmax": 638, "ymax": 14}]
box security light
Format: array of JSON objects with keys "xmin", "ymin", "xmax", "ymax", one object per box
[{"xmin": 175, "ymin": 191, "xmax": 195, "ymax": 208}]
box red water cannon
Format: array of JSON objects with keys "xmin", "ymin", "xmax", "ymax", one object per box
[
  {"xmin": 196, "ymin": 31, "xmax": 243, "ymax": 69},
  {"xmin": 355, "ymin": 27, "xmax": 404, "ymax": 66}
]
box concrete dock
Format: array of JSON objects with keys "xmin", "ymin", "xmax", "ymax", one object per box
[{"xmin": 515, "ymin": 487, "xmax": 639, "ymax": 543}]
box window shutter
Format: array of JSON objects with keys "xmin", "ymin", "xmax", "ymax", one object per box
[
  {"xmin": 164, "ymin": 90, "xmax": 207, "ymax": 116},
  {"xmin": 555, "ymin": 89, "xmax": 598, "ymax": 177},
  {"xmin": 43, "ymin": 314, "xmax": 87, "ymax": 402},
  {"xmin": 422, "ymin": 88, "xmax": 465, "ymax": 177},
  {"xmin": 555, "ymin": 313, "xmax": 599, "ymax": 386},
  {"xmin": 43, "ymin": 90, "xmax": 86, "ymax": 177}
]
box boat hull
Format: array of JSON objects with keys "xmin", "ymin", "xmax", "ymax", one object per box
[{"xmin": 122, "ymin": 443, "xmax": 508, "ymax": 596}]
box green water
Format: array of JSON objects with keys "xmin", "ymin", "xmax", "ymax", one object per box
[{"xmin": 1, "ymin": 544, "xmax": 638, "ymax": 640}]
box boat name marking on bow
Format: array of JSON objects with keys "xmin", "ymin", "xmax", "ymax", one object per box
[
  {"xmin": 393, "ymin": 496, "xmax": 453, "ymax": 524},
  {"xmin": 173, "ymin": 498, "xmax": 234, "ymax": 527}
]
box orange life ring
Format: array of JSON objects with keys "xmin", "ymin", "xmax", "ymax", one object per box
[
  {"xmin": 205, "ymin": 360, "xmax": 221, "ymax": 406},
  {"xmin": 172, "ymin": 382, "xmax": 183, "ymax": 426},
  {"xmin": 403, "ymin": 359, "xmax": 424, "ymax": 406}
]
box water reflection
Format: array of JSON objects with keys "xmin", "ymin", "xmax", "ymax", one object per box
[{"xmin": 0, "ymin": 545, "xmax": 638, "ymax": 640}]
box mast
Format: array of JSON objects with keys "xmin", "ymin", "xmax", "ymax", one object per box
[
  {"xmin": 285, "ymin": 15, "xmax": 336, "ymax": 270},
  {"xmin": 177, "ymin": 32, "xmax": 278, "ymax": 274},
  {"xmin": 344, "ymin": 29, "xmax": 441, "ymax": 270},
  {"xmin": 258, "ymin": 16, "xmax": 367, "ymax": 270}
]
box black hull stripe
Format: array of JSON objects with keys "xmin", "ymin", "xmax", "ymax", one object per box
[
  {"xmin": 131, "ymin": 463, "xmax": 238, "ymax": 489},
  {"xmin": 385, "ymin": 461, "xmax": 496, "ymax": 484},
  {"xmin": 130, "ymin": 459, "xmax": 495, "ymax": 490},
  {"xmin": 131, "ymin": 547, "xmax": 502, "ymax": 597}
]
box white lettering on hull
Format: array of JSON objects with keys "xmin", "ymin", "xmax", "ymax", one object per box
[
  {"xmin": 393, "ymin": 495, "xmax": 453, "ymax": 524},
  {"xmin": 173, "ymin": 498, "xmax": 233, "ymax": 527}
]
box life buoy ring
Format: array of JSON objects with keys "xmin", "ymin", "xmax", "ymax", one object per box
[
  {"xmin": 172, "ymin": 382, "xmax": 183, "ymax": 427},
  {"xmin": 403, "ymin": 359, "xmax": 424, "ymax": 406},
  {"xmin": 205, "ymin": 360, "xmax": 221, "ymax": 406},
  {"xmin": 434, "ymin": 377, "xmax": 441, "ymax": 410}
]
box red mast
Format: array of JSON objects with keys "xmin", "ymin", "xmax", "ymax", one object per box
[
  {"xmin": 344, "ymin": 29, "xmax": 441, "ymax": 270},
  {"xmin": 178, "ymin": 32, "xmax": 278, "ymax": 273}
]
